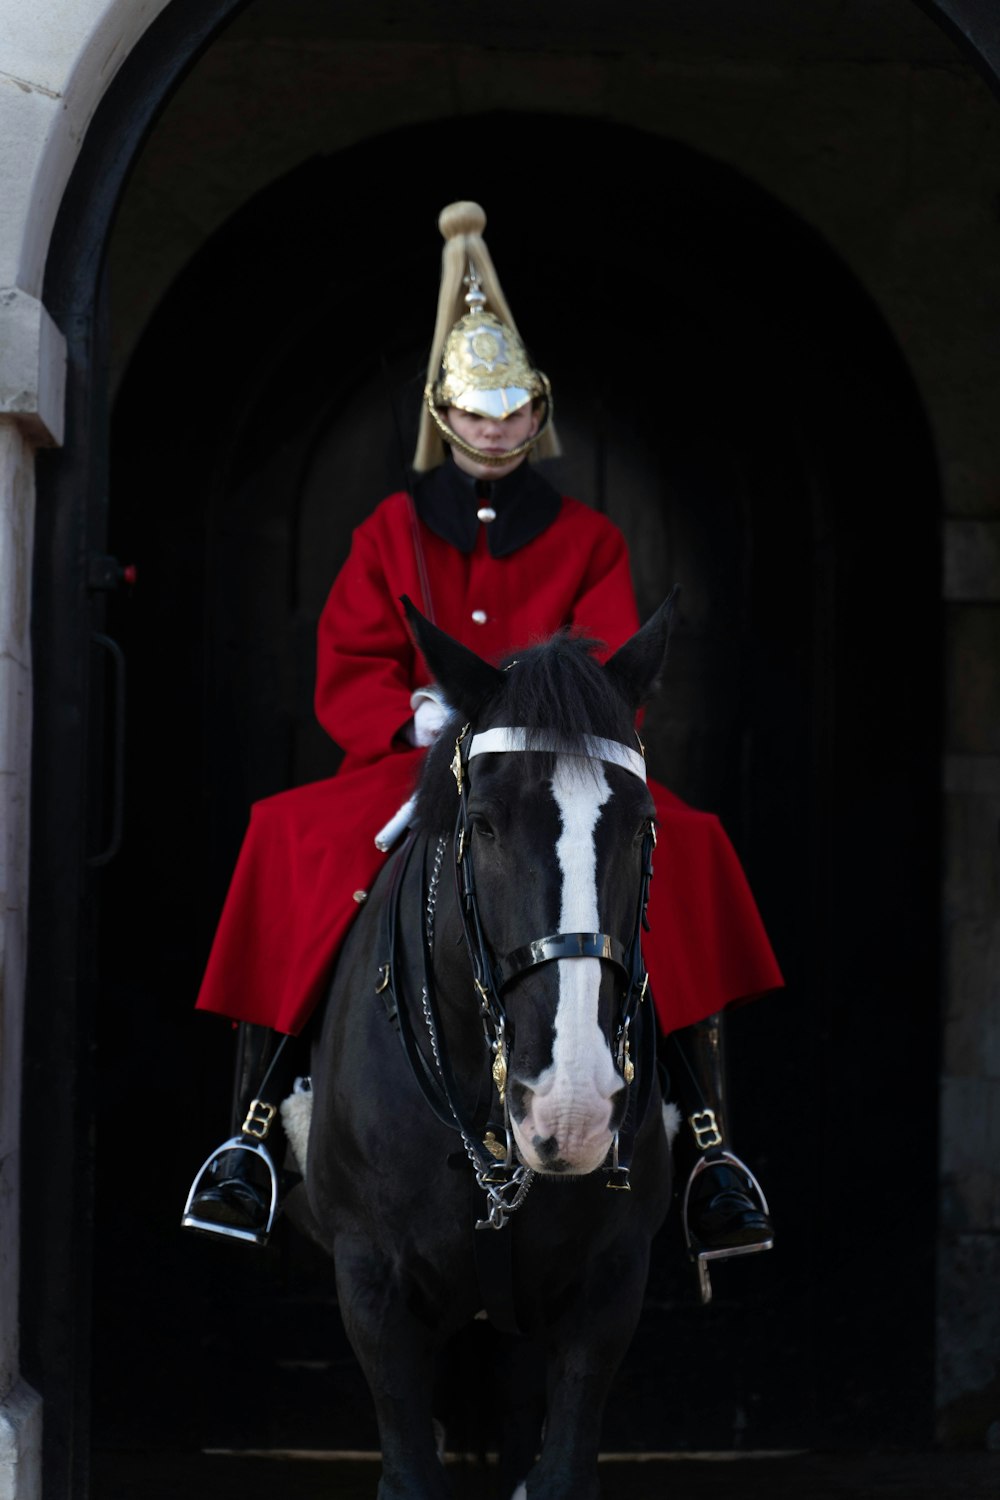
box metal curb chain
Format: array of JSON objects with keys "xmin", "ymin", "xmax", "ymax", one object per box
[
  {"xmin": 464, "ymin": 1130, "xmax": 535, "ymax": 1231},
  {"xmin": 419, "ymin": 835, "xmax": 448, "ymax": 1077},
  {"xmin": 420, "ymin": 834, "xmax": 535, "ymax": 1231}
]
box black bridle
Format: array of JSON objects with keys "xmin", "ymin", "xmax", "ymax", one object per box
[
  {"xmin": 451, "ymin": 722, "xmax": 657, "ymax": 1188},
  {"xmin": 377, "ymin": 719, "xmax": 657, "ymax": 1231}
]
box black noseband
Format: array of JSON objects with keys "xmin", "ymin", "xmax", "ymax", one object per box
[{"xmin": 494, "ymin": 933, "xmax": 629, "ymax": 993}]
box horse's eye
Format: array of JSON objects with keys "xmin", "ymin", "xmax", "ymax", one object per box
[{"xmin": 471, "ymin": 815, "xmax": 496, "ymax": 840}]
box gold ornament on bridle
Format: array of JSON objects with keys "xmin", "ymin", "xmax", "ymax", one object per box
[{"xmin": 413, "ymin": 200, "xmax": 560, "ymax": 472}]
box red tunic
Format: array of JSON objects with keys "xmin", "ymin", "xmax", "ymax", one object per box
[{"xmin": 196, "ymin": 488, "xmax": 782, "ymax": 1036}]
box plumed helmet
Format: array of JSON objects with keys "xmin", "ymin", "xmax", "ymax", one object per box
[{"xmin": 413, "ymin": 201, "xmax": 559, "ymax": 472}]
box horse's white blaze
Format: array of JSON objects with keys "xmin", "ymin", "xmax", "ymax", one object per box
[
  {"xmin": 512, "ymin": 757, "xmax": 622, "ymax": 1173},
  {"xmin": 510, "ymin": 1485, "xmax": 528, "ymax": 1500}
]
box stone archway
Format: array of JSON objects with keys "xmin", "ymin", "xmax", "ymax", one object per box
[
  {"xmin": 4, "ymin": 2, "xmax": 999, "ymax": 1495},
  {"xmin": 9, "ymin": 11, "xmax": 250, "ymax": 1497}
]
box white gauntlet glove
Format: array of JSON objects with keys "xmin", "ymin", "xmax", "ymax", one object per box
[
  {"xmin": 407, "ymin": 684, "xmax": 452, "ymax": 748},
  {"xmin": 379, "ymin": 688, "xmax": 452, "ymax": 850}
]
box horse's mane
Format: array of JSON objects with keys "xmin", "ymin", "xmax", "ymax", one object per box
[{"xmin": 416, "ymin": 631, "xmax": 635, "ymax": 838}]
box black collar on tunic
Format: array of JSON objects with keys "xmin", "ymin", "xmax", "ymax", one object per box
[{"xmin": 412, "ymin": 459, "xmax": 562, "ymax": 558}]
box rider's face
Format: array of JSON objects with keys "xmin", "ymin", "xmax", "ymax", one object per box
[{"xmin": 445, "ymin": 404, "xmax": 540, "ymax": 481}]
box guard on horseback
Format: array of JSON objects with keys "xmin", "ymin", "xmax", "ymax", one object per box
[{"xmin": 182, "ymin": 200, "xmax": 781, "ymax": 1300}]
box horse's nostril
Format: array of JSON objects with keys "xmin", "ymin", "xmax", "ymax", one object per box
[
  {"xmin": 532, "ymin": 1134, "xmax": 561, "ymax": 1164},
  {"xmin": 508, "ymin": 1080, "xmax": 530, "ymax": 1123}
]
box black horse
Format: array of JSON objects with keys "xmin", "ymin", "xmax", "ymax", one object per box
[{"xmin": 303, "ymin": 598, "xmax": 676, "ymax": 1500}]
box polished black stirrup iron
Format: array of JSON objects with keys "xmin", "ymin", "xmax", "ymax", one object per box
[
  {"xmin": 673, "ymin": 1012, "xmax": 775, "ymax": 1303},
  {"xmin": 180, "ymin": 1034, "xmax": 292, "ymax": 1245},
  {"xmin": 681, "ymin": 1149, "xmax": 773, "ymax": 1303}
]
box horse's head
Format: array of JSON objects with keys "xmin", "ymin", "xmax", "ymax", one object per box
[{"xmin": 407, "ymin": 596, "xmax": 674, "ymax": 1178}]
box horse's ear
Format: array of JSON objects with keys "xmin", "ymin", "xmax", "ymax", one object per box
[
  {"xmin": 604, "ymin": 587, "xmax": 680, "ymax": 712},
  {"xmin": 402, "ymin": 596, "xmax": 504, "ymax": 719}
]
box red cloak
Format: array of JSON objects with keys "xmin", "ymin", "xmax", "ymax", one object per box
[{"xmin": 195, "ymin": 489, "xmax": 783, "ymax": 1036}]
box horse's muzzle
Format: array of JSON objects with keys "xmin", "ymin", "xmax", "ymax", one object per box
[{"xmin": 507, "ymin": 1072, "xmax": 627, "ymax": 1176}]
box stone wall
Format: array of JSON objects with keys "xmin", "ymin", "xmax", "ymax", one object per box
[
  {"xmin": 0, "ymin": 0, "xmax": 996, "ymax": 1471},
  {"xmin": 0, "ymin": 419, "xmax": 41, "ymax": 1500},
  {"xmin": 0, "ymin": 4, "xmax": 167, "ymax": 1493}
]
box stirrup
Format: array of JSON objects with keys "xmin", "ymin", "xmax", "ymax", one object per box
[
  {"xmin": 681, "ymin": 1148, "xmax": 773, "ymax": 1306},
  {"xmin": 180, "ymin": 1135, "xmax": 279, "ymax": 1246}
]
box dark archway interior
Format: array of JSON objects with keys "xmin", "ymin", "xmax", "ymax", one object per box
[{"xmin": 92, "ymin": 112, "xmax": 940, "ymax": 1456}]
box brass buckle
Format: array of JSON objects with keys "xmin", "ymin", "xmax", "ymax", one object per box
[
  {"xmin": 375, "ymin": 962, "xmax": 390, "ymax": 994},
  {"xmin": 689, "ymin": 1107, "xmax": 723, "ymax": 1151},
  {"xmin": 241, "ymin": 1098, "xmax": 277, "ymax": 1141}
]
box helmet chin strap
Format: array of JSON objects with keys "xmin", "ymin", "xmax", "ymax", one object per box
[{"xmin": 423, "ymin": 378, "xmax": 554, "ymax": 468}]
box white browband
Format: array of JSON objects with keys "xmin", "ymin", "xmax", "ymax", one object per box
[{"xmin": 467, "ymin": 727, "xmax": 647, "ymax": 783}]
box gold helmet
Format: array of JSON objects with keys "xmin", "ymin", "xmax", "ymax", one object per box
[{"xmin": 413, "ymin": 201, "xmax": 560, "ymax": 472}]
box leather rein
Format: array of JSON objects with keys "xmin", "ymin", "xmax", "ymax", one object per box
[{"xmin": 378, "ymin": 720, "xmax": 657, "ymax": 1231}]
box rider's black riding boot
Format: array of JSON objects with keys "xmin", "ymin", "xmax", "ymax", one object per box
[
  {"xmin": 182, "ymin": 1024, "xmax": 296, "ymax": 1247},
  {"xmin": 668, "ymin": 1013, "xmax": 773, "ymax": 1302}
]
